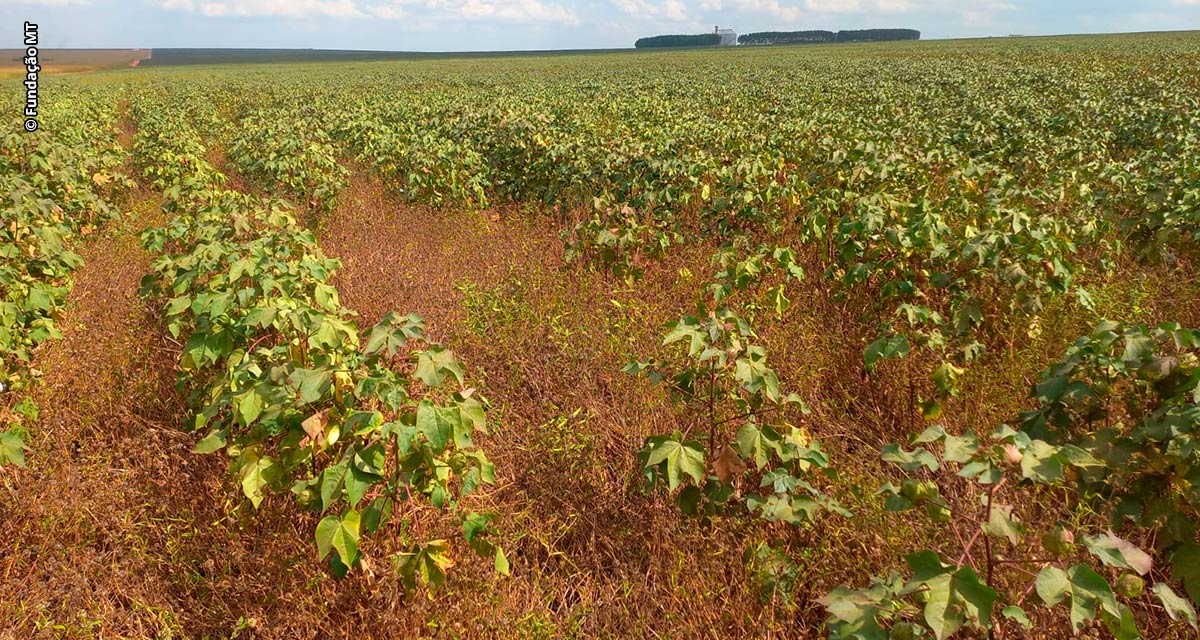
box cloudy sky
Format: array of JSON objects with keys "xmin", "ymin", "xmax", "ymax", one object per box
[{"xmin": 6, "ymin": 0, "xmax": 1200, "ymax": 51}]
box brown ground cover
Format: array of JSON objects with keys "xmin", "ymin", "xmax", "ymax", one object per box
[{"xmin": 2, "ymin": 154, "xmax": 1197, "ymax": 637}]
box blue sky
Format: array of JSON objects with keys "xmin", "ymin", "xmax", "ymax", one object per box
[{"xmin": 5, "ymin": 0, "xmax": 1200, "ymax": 51}]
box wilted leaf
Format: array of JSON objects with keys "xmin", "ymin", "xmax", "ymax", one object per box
[{"xmin": 714, "ymin": 445, "xmax": 747, "ymax": 482}]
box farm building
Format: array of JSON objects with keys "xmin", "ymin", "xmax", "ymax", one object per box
[{"xmin": 715, "ymin": 26, "xmax": 737, "ymax": 46}]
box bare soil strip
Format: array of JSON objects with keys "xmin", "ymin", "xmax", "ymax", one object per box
[
  {"xmin": 0, "ymin": 193, "xmax": 204, "ymax": 636},
  {"xmin": 319, "ymin": 171, "xmax": 783, "ymax": 637},
  {"xmin": 0, "ymin": 189, "xmax": 363, "ymax": 638}
]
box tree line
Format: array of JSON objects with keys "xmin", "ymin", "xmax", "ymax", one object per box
[
  {"xmin": 738, "ymin": 29, "xmax": 920, "ymax": 45},
  {"xmin": 634, "ymin": 34, "xmax": 721, "ymax": 49}
]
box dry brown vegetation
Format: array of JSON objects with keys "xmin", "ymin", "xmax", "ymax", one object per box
[{"xmin": 2, "ymin": 159, "xmax": 1197, "ymax": 638}]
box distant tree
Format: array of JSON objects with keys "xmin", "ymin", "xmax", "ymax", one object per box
[
  {"xmin": 737, "ymin": 31, "xmax": 836, "ymax": 45},
  {"xmin": 835, "ymin": 29, "xmax": 921, "ymax": 42},
  {"xmin": 635, "ymin": 34, "xmax": 722, "ymax": 49}
]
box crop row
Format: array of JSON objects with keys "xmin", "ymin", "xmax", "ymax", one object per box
[
  {"xmin": 130, "ymin": 101, "xmax": 504, "ymax": 582},
  {"xmin": 0, "ymin": 95, "xmax": 132, "ymax": 466}
]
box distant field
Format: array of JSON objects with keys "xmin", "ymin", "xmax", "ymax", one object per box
[
  {"xmin": 137, "ymin": 46, "xmax": 636, "ymax": 66},
  {"xmin": 0, "ymin": 48, "xmax": 149, "ymax": 77}
]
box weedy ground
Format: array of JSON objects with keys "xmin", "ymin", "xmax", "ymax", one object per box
[{"xmin": 1, "ymin": 136, "xmax": 1198, "ymax": 639}]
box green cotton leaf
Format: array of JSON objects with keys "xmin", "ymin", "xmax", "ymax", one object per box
[
  {"xmin": 1102, "ymin": 604, "xmax": 1139, "ymax": 640},
  {"xmin": 227, "ymin": 258, "xmax": 252, "ymax": 285},
  {"xmin": 736, "ymin": 422, "xmax": 780, "ymax": 470},
  {"xmin": 676, "ymin": 485, "xmax": 703, "ymax": 514},
  {"xmin": 193, "ymin": 429, "xmax": 227, "ymax": 454},
  {"xmin": 767, "ymin": 284, "xmax": 789, "ymax": 316},
  {"xmin": 13, "ymin": 398, "xmax": 38, "ymax": 422},
  {"xmin": 1038, "ymin": 565, "xmax": 1122, "ymax": 633},
  {"xmin": 354, "ymin": 443, "xmax": 387, "ymax": 476},
  {"xmin": 1152, "ymin": 583, "xmax": 1197, "ymax": 629},
  {"xmin": 235, "ymin": 388, "xmax": 263, "ymax": 427},
  {"xmin": 957, "ymin": 460, "xmax": 1002, "ymax": 484},
  {"xmin": 457, "ymin": 397, "xmax": 487, "ymax": 435},
  {"xmin": 24, "ymin": 285, "xmax": 56, "ymax": 313},
  {"xmin": 1036, "ymin": 566, "xmax": 1071, "ymax": 607},
  {"xmin": 1075, "ymin": 287, "xmax": 1096, "ymax": 311},
  {"xmin": 983, "ymin": 503, "xmax": 1021, "ymax": 545},
  {"xmin": 315, "ymin": 510, "xmax": 361, "ymax": 568},
  {"xmin": 416, "ymin": 400, "xmax": 455, "ymax": 454},
  {"xmin": 313, "ymin": 283, "xmax": 339, "ymax": 311},
  {"xmin": 1121, "ymin": 332, "xmax": 1154, "ymax": 364},
  {"xmin": 462, "ymin": 512, "xmax": 491, "ymax": 545},
  {"xmin": 906, "ymin": 550, "xmax": 951, "ymax": 582},
  {"xmin": 913, "ymin": 424, "xmax": 947, "ymax": 443},
  {"xmin": 309, "ymin": 317, "xmax": 345, "ymax": 350},
  {"xmin": 949, "ymin": 567, "xmax": 998, "ymax": 633},
  {"xmin": 645, "ymin": 438, "xmax": 705, "ymax": 491},
  {"xmin": 448, "ymin": 402, "xmax": 480, "ymax": 449},
  {"xmin": 818, "ymin": 585, "xmax": 890, "ymax": 634},
  {"xmin": 363, "ymin": 313, "xmax": 420, "ymax": 357},
  {"xmin": 921, "ymin": 398, "xmax": 944, "ymax": 421},
  {"xmin": 289, "ymin": 368, "xmax": 331, "ymax": 405},
  {"xmin": 344, "ymin": 464, "xmax": 382, "ymax": 507},
  {"xmin": 1035, "ymin": 375, "xmax": 1070, "ymax": 404},
  {"xmin": 414, "ymin": 346, "xmax": 464, "ymax": 388},
  {"xmin": 931, "ymin": 362, "xmax": 964, "ymax": 397},
  {"xmin": 345, "ymin": 410, "xmax": 383, "ymax": 436},
  {"xmin": 904, "ymin": 553, "xmax": 995, "ymax": 639},
  {"xmin": 943, "ymin": 433, "xmax": 980, "ymax": 464},
  {"xmin": 165, "ymin": 295, "xmax": 191, "ymax": 316},
  {"xmin": 243, "ymin": 306, "xmax": 277, "ymax": 329},
  {"xmin": 1170, "ymin": 543, "xmax": 1200, "ymax": 606},
  {"xmin": 662, "ymin": 314, "xmax": 700, "ymax": 343},
  {"xmin": 494, "ymin": 546, "xmax": 510, "ymax": 576},
  {"xmin": 0, "ymin": 431, "xmax": 30, "ymax": 467},
  {"xmin": 320, "ymin": 459, "xmax": 350, "ymax": 512},
  {"xmin": 397, "ymin": 540, "xmax": 453, "ymax": 590},
  {"xmin": 881, "ymin": 443, "xmax": 940, "ymax": 472},
  {"xmin": 927, "ymin": 572, "xmax": 993, "ymax": 637},
  {"xmin": 747, "ymin": 492, "xmax": 819, "ymax": 526},
  {"xmin": 1056, "ymin": 444, "xmax": 1102, "ymax": 472},
  {"xmin": 1020, "ymin": 440, "xmax": 1064, "ymax": 483},
  {"xmin": 863, "ymin": 334, "xmax": 910, "ymax": 369},
  {"xmin": 240, "ymin": 455, "xmax": 280, "ymax": 509},
  {"xmin": 1002, "ymin": 605, "xmax": 1032, "ymax": 628},
  {"xmin": 1084, "ymin": 533, "xmax": 1153, "ymax": 575},
  {"xmin": 734, "ymin": 352, "xmax": 781, "ymax": 402},
  {"xmin": 361, "ymin": 497, "xmax": 393, "ymax": 535},
  {"xmin": 953, "ymin": 297, "xmax": 983, "ymax": 332}
]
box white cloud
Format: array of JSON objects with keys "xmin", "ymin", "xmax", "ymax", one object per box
[
  {"xmin": 609, "ymin": 0, "xmax": 691, "ymax": 22},
  {"xmin": 152, "ymin": 0, "xmax": 365, "ymax": 18},
  {"xmin": 365, "ymin": 2, "xmax": 405, "ymax": 18},
  {"xmin": 11, "ymin": 0, "xmax": 90, "ymax": 5},
  {"xmin": 610, "ymin": 0, "xmax": 654, "ymax": 17},
  {"xmin": 734, "ymin": 0, "xmax": 804, "ymax": 22},
  {"xmin": 664, "ymin": 0, "xmax": 688, "ymax": 20},
  {"xmin": 961, "ymin": 0, "xmax": 1014, "ymax": 26},
  {"xmin": 453, "ymin": 0, "xmax": 580, "ymax": 25},
  {"xmin": 154, "ymin": 0, "xmax": 579, "ymax": 24}
]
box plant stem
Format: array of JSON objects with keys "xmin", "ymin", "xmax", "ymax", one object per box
[
  {"xmin": 983, "ymin": 478, "xmax": 1004, "ymax": 588},
  {"xmin": 708, "ymin": 360, "xmax": 717, "ymax": 453}
]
